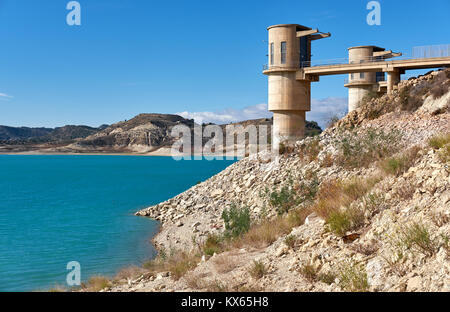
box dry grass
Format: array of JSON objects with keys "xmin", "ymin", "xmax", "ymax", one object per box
[
  {"xmin": 298, "ymin": 137, "xmax": 322, "ymax": 162},
  {"xmin": 47, "ymin": 285, "xmax": 68, "ymax": 292},
  {"xmin": 395, "ymin": 183, "xmax": 416, "ymax": 200},
  {"xmin": 248, "ymin": 261, "xmax": 268, "ymax": 279},
  {"xmin": 299, "ymin": 264, "xmax": 319, "ymax": 282},
  {"xmin": 313, "ymin": 176, "xmax": 381, "ymax": 236},
  {"xmin": 143, "ymin": 249, "xmax": 201, "ymax": 281},
  {"xmin": 213, "ymin": 254, "xmax": 238, "ymax": 274},
  {"xmin": 320, "ymin": 152, "xmax": 334, "ymax": 168},
  {"xmin": 114, "ymin": 265, "xmax": 147, "ymax": 281},
  {"xmin": 337, "ymin": 263, "xmax": 369, "ymax": 292},
  {"xmin": 428, "ymin": 133, "xmax": 450, "ymax": 163},
  {"xmin": 431, "ymin": 212, "xmax": 450, "ymax": 227},
  {"xmin": 351, "ymin": 241, "xmax": 380, "ymax": 256},
  {"xmin": 318, "ymin": 271, "xmax": 337, "ymax": 285},
  {"xmin": 85, "ymin": 276, "xmax": 111, "ymax": 292},
  {"xmin": 380, "ymin": 146, "xmax": 421, "ymax": 176},
  {"xmin": 184, "ymin": 272, "xmax": 207, "ymax": 290},
  {"xmin": 397, "ymin": 222, "xmax": 438, "ymax": 257},
  {"xmin": 313, "ymin": 176, "xmax": 380, "ymax": 221},
  {"xmin": 232, "ymin": 208, "xmax": 310, "ymax": 249}
]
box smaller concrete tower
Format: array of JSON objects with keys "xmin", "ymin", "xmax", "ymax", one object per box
[{"xmin": 345, "ymin": 46, "xmax": 402, "ymax": 112}]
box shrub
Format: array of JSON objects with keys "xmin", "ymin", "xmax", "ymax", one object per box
[
  {"xmin": 327, "ymin": 207, "xmax": 365, "ymax": 237},
  {"xmin": 337, "ymin": 263, "xmax": 369, "ymax": 292},
  {"xmin": 298, "ymin": 137, "xmax": 322, "ymax": 162},
  {"xmin": 267, "ymin": 183, "xmax": 299, "ymax": 215},
  {"xmin": 284, "ymin": 234, "xmax": 297, "ymax": 249},
  {"xmin": 222, "ymin": 203, "xmax": 251, "ymax": 238},
  {"xmin": 248, "ymin": 261, "xmax": 268, "ymax": 279},
  {"xmin": 333, "ymin": 128, "xmax": 401, "ymax": 169},
  {"xmin": 428, "ymin": 133, "xmax": 450, "ymax": 149},
  {"xmin": 398, "ymin": 222, "xmax": 437, "ymax": 257},
  {"xmin": 299, "ymin": 264, "xmax": 318, "ymax": 282},
  {"xmin": 203, "ymin": 234, "xmax": 224, "ymax": 256},
  {"xmin": 318, "ymin": 271, "xmax": 337, "ymax": 285},
  {"xmin": 380, "ymin": 146, "xmax": 421, "ymax": 176}
]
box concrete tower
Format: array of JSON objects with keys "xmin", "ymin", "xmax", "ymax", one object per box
[
  {"xmin": 345, "ymin": 46, "xmax": 402, "ymax": 111},
  {"xmin": 263, "ymin": 24, "xmax": 330, "ymax": 149}
]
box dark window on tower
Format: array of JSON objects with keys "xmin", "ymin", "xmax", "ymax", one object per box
[
  {"xmin": 281, "ymin": 42, "xmax": 287, "ymax": 64},
  {"xmin": 360, "ymin": 72, "xmax": 365, "ymax": 79},
  {"xmin": 270, "ymin": 43, "xmax": 274, "ymax": 65}
]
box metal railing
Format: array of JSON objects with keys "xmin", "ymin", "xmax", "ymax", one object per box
[
  {"xmin": 412, "ymin": 44, "xmax": 450, "ymax": 58},
  {"xmin": 263, "ymin": 44, "xmax": 450, "ymax": 71}
]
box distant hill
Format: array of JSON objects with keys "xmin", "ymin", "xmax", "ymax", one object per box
[
  {"xmin": 0, "ymin": 125, "xmax": 103, "ymax": 144},
  {"xmin": 0, "ymin": 114, "xmax": 322, "ymax": 153}
]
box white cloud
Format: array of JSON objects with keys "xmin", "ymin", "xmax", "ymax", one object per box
[
  {"xmin": 308, "ymin": 97, "xmax": 348, "ymax": 129},
  {"xmin": 0, "ymin": 93, "xmax": 13, "ymax": 101},
  {"xmin": 177, "ymin": 97, "xmax": 348, "ymax": 130},
  {"xmin": 177, "ymin": 103, "xmax": 272, "ymax": 125}
]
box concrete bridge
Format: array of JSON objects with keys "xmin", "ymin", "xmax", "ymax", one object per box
[{"xmin": 263, "ymin": 24, "xmax": 450, "ymax": 149}]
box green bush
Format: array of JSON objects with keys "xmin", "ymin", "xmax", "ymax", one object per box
[
  {"xmin": 338, "ymin": 263, "xmax": 369, "ymax": 292},
  {"xmin": 203, "ymin": 234, "xmax": 223, "ymax": 256},
  {"xmin": 333, "ymin": 128, "xmax": 401, "ymax": 169},
  {"xmin": 398, "ymin": 222, "xmax": 437, "ymax": 257},
  {"xmin": 222, "ymin": 203, "xmax": 251, "ymax": 239},
  {"xmin": 327, "ymin": 207, "xmax": 365, "ymax": 237},
  {"xmin": 267, "ymin": 184, "xmax": 298, "ymax": 215},
  {"xmin": 248, "ymin": 261, "xmax": 268, "ymax": 279}
]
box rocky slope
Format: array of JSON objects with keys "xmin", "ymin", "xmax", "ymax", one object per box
[{"xmin": 105, "ymin": 69, "xmax": 449, "ymax": 292}]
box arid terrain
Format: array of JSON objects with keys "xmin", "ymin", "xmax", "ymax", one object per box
[{"xmin": 70, "ymin": 69, "xmax": 449, "ymax": 293}]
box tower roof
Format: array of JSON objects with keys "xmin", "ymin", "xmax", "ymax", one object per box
[{"xmin": 267, "ymin": 24, "xmax": 312, "ymax": 31}]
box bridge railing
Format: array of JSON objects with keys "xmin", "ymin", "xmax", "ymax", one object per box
[
  {"xmin": 263, "ymin": 44, "xmax": 450, "ymax": 71},
  {"xmin": 412, "ymin": 44, "xmax": 450, "ymax": 58}
]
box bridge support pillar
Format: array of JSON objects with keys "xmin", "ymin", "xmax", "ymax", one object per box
[{"xmin": 387, "ymin": 70, "xmax": 401, "ymax": 94}]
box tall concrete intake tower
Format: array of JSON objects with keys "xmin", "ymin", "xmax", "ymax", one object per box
[{"xmin": 263, "ymin": 24, "xmax": 330, "ymax": 149}]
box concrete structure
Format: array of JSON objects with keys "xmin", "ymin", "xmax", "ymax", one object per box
[
  {"xmin": 264, "ymin": 24, "xmax": 330, "ymax": 147},
  {"xmin": 345, "ymin": 46, "xmax": 402, "ymax": 111},
  {"xmin": 263, "ymin": 23, "xmax": 450, "ymax": 150}
]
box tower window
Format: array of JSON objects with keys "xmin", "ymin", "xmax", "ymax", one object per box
[
  {"xmin": 270, "ymin": 43, "xmax": 274, "ymax": 65},
  {"xmin": 360, "ymin": 72, "xmax": 365, "ymax": 79},
  {"xmin": 281, "ymin": 42, "xmax": 287, "ymax": 64}
]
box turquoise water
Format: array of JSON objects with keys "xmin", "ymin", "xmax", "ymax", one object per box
[{"xmin": 0, "ymin": 155, "xmax": 235, "ymax": 292}]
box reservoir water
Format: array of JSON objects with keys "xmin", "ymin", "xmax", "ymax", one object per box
[{"xmin": 0, "ymin": 155, "xmax": 235, "ymax": 291}]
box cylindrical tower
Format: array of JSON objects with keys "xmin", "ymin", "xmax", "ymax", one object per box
[
  {"xmin": 345, "ymin": 46, "xmax": 378, "ymax": 112},
  {"xmin": 265, "ymin": 24, "xmax": 311, "ymax": 148}
]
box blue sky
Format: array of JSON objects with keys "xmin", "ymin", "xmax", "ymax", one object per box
[{"xmin": 0, "ymin": 0, "xmax": 449, "ymax": 129}]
